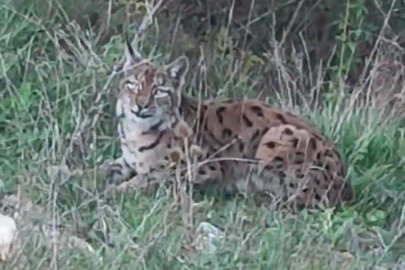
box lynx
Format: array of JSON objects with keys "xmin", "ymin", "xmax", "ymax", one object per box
[{"xmin": 105, "ymin": 40, "xmax": 354, "ymax": 208}]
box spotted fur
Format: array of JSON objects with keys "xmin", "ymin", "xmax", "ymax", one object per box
[{"xmin": 105, "ymin": 40, "xmax": 355, "ymax": 209}]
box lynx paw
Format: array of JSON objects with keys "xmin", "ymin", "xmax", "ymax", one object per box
[
  {"xmin": 101, "ymin": 162, "xmax": 124, "ymax": 186},
  {"xmin": 116, "ymin": 175, "xmax": 149, "ymax": 193}
]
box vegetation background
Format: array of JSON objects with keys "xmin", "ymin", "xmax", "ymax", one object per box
[{"xmin": 0, "ymin": 0, "xmax": 404, "ymax": 269}]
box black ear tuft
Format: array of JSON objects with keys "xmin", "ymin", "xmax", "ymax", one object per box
[
  {"xmin": 125, "ymin": 36, "xmax": 135, "ymax": 58},
  {"xmin": 123, "ymin": 35, "xmax": 143, "ymax": 72}
]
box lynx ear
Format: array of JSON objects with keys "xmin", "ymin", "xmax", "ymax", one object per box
[
  {"xmin": 123, "ymin": 37, "xmax": 142, "ymax": 71},
  {"xmin": 166, "ymin": 55, "xmax": 189, "ymax": 85}
]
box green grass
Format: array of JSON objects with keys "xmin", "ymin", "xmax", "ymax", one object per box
[{"xmin": 1, "ymin": 1, "xmax": 404, "ymax": 270}]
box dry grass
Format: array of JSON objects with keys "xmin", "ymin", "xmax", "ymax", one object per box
[{"xmin": 0, "ymin": 0, "xmax": 404, "ymax": 269}]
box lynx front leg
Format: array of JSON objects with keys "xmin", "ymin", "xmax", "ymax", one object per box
[
  {"xmin": 115, "ymin": 174, "xmax": 155, "ymax": 193},
  {"xmin": 103, "ymin": 156, "xmax": 137, "ymax": 186}
]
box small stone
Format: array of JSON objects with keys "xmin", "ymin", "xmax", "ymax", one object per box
[
  {"xmin": 0, "ymin": 214, "xmax": 18, "ymax": 261},
  {"xmin": 194, "ymin": 222, "xmax": 224, "ymax": 253}
]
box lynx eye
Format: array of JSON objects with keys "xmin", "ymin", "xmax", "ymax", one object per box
[
  {"xmin": 154, "ymin": 87, "xmax": 169, "ymax": 98},
  {"xmin": 124, "ymin": 80, "xmax": 137, "ymax": 92}
]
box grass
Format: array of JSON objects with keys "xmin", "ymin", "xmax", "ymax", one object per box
[{"xmin": 1, "ymin": 0, "xmax": 404, "ymax": 269}]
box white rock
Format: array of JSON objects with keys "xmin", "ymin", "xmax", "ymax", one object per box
[
  {"xmin": 0, "ymin": 214, "xmax": 18, "ymax": 261},
  {"xmin": 194, "ymin": 222, "xmax": 224, "ymax": 253}
]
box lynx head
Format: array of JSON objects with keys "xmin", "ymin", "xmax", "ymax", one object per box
[{"xmin": 116, "ymin": 39, "xmax": 189, "ymax": 131}]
